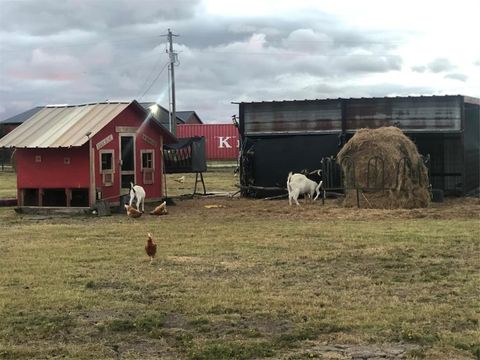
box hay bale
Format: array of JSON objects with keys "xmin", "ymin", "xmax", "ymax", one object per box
[{"xmin": 337, "ymin": 126, "xmax": 430, "ymax": 209}]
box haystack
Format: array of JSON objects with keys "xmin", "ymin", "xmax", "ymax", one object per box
[{"xmin": 337, "ymin": 126, "xmax": 430, "ymax": 209}]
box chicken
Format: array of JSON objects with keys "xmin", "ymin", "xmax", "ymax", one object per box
[
  {"xmin": 174, "ymin": 175, "xmax": 185, "ymax": 183},
  {"xmin": 150, "ymin": 201, "xmax": 168, "ymax": 215},
  {"xmin": 125, "ymin": 204, "xmax": 142, "ymax": 218},
  {"xmin": 145, "ymin": 233, "xmax": 157, "ymax": 264}
]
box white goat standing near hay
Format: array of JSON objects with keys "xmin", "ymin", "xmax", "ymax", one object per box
[{"xmin": 287, "ymin": 172, "xmax": 323, "ymax": 206}]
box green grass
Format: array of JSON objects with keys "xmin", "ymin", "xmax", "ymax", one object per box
[
  {"xmin": 165, "ymin": 165, "xmax": 238, "ymax": 196},
  {"xmin": 0, "ymin": 170, "xmax": 479, "ymax": 359},
  {"xmin": 0, "ymin": 171, "xmax": 16, "ymax": 198}
]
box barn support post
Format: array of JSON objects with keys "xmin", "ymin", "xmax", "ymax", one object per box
[
  {"xmin": 87, "ymin": 133, "xmax": 95, "ymax": 207},
  {"xmin": 18, "ymin": 189, "xmax": 23, "ymax": 206},
  {"xmin": 66, "ymin": 189, "xmax": 72, "ymax": 207}
]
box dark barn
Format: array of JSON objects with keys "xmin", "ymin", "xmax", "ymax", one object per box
[{"xmin": 238, "ymin": 95, "xmax": 480, "ymax": 198}]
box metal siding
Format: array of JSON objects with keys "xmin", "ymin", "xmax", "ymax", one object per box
[
  {"xmin": 345, "ymin": 97, "xmax": 462, "ymax": 132},
  {"xmin": 240, "ymin": 96, "xmax": 468, "ymax": 136},
  {"xmin": 244, "ymin": 100, "xmax": 342, "ymax": 135},
  {"xmin": 463, "ymin": 103, "xmax": 480, "ymax": 194},
  {"xmin": 176, "ymin": 124, "xmax": 240, "ymax": 160},
  {"xmin": 443, "ymin": 136, "xmax": 463, "ymax": 191},
  {"xmin": 241, "ymin": 134, "xmax": 339, "ymax": 198}
]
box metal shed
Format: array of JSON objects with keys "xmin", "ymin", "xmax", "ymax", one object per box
[{"xmin": 238, "ymin": 95, "xmax": 480, "ymax": 197}]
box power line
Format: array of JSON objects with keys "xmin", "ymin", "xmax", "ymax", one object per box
[
  {"xmin": 138, "ymin": 61, "xmax": 170, "ymax": 101},
  {"xmin": 136, "ymin": 51, "xmax": 170, "ymax": 98}
]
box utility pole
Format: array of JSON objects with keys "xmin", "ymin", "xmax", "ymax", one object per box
[{"xmin": 165, "ymin": 29, "xmax": 178, "ymax": 135}]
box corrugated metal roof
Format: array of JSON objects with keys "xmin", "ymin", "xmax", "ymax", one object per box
[
  {"xmin": 0, "ymin": 102, "xmax": 131, "ymax": 148},
  {"xmin": 0, "ymin": 106, "xmax": 44, "ymax": 124},
  {"xmin": 240, "ymin": 95, "xmax": 475, "ymax": 135},
  {"xmin": 237, "ymin": 94, "xmax": 479, "ymax": 105},
  {"xmin": 176, "ymin": 111, "xmax": 194, "ymax": 123}
]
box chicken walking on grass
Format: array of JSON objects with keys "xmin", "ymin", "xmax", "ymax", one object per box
[
  {"xmin": 174, "ymin": 175, "xmax": 185, "ymax": 183},
  {"xmin": 145, "ymin": 233, "xmax": 157, "ymax": 264},
  {"xmin": 125, "ymin": 204, "xmax": 142, "ymax": 218},
  {"xmin": 150, "ymin": 201, "xmax": 167, "ymax": 215}
]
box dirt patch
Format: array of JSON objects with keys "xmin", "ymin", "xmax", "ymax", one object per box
[
  {"xmin": 281, "ymin": 343, "xmax": 421, "ymax": 359},
  {"xmin": 157, "ymin": 195, "xmax": 480, "ymax": 222}
]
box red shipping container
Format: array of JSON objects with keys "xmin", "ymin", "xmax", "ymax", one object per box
[{"xmin": 177, "ymin": 124, "xmax": 240, "ymax": 160}]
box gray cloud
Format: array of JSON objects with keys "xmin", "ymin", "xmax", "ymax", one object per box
[
  {"xmin": 334, "ymin": 54, "xmax": 402, "ymax": 73},
  {"xmin": 412, "ymin": 58, "xmax": 464, "ymax": 82},
  {"xmin": 444, "ymin": 73, "xmax": 468, "ymax": 82},
  {"xmin": 0, "ymin": 0, "xmax": 201, "ymax": 35},
  {"xmin": 411, "ymin": 65, "xmax": 426, "ymax": 73},
  {"xmin": 427, "ymin": 58, "xmax": 456, "ymax": 73},
  {"xmin": 1, "ymin": 0, "xmax": 465, "ymax": 123}
]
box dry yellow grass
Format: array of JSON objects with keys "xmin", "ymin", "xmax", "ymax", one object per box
[
  {"xmin": 0, "ymin": 171, "xmax": 16, "ymax": 198},
  {"xmin": 0, "ymin": 168, "xmax": 479, "ymax": 359}
]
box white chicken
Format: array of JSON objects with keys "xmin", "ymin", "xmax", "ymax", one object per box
[{"xmin": 174, "ymin": 176, "xmax": 185, "ymax": 183}]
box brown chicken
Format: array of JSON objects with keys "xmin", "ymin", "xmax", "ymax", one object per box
[
  {"xmin": 125, "ymin": 204, "xmax": 142, "ymax": 218},
  {"xmin": 145, "ymin": 233, "xmax": 157, "ymax": 264},
  {"xmin": 150, "ymin": 201, "xmax": 167, "ymax": 216}
]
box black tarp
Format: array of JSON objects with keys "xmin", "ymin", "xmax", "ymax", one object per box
[{"xmin": 163, "ymin": 136, "xmax": 207, "ymax": 173}]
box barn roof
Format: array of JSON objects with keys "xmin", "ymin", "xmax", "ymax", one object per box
[
  {"xmin": 0, "ymin": 100, "xmax": 176, "ymax": 148},
  {"xmin": 175, "ymin": 111, "xmax": 193, "ymax": 123},
  {"xmin": 176, "ymin": 111, "xmax": 204, "ymax": 124},
  {"xmin": 235, "ymin": 94, "xmax": 480, "ymax": 105},
  {"xmin": 0, "ymin": 102, "xmax": 202, "ymax": 127},
  {"xmin": 0, "ymin": 106, "xmax": 43, "ymax": 124}
]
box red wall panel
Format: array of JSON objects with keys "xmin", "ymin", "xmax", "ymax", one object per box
[
  {"xmin": 16, "ymin": 146, "xmax": 89, "ymax": 189},
  {"xmin": 177, "ymin": 124, "xmax": 240, "ymax": 160}
]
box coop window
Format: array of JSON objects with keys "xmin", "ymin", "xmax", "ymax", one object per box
[
  {"xmin": 99, "ymin": 150, "xmax": 114, "ymax": 186},
  {"xmin": 35, "ymin": 155, "xmax": 42, "ymax": 163},
  {"xmin": 141, "ymin": 150, "xmax": 154, "ymax": 184},
  {"xmin": 64, "ymin": 157, "xmax": 71, "ymax": 165},
  {"xmin": 141, "ymin": 150, "xmax": 154, "ymax": 170}
]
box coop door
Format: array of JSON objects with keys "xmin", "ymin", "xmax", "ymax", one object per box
[{"xmin": 120, "ymin": 135, "xmax": 135, "ymax": 189}]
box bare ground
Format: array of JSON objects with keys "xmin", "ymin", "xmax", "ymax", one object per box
[{"xmin": 161, "ymin": 195, "xmax": 480, "ymax": 222}]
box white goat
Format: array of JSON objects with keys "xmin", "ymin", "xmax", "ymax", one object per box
[
  {"xmin": 129, "ymin": 182, "xmax": 146, "ymax": 213},
  {"xmin": 287, "ymin": 172, "xmax": 322, "ymax": 206}
]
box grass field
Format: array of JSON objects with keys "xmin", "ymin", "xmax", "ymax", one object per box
[
  {"xmin": 0, "ymin": 169, "xmax": 479, "ymax": 359},
  {"xmin": 0, "ymin": 170, "xmax": 16, "ymax": 198}
]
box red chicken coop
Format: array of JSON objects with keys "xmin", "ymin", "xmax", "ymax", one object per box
[{"xmin": 0, "ymin": 100, "xmax": 176, "ymax": 209}]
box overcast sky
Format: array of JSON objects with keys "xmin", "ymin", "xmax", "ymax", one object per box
[{"xmin": 1, "ymin": 0, "xmax": 479, "ymax": 123}]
